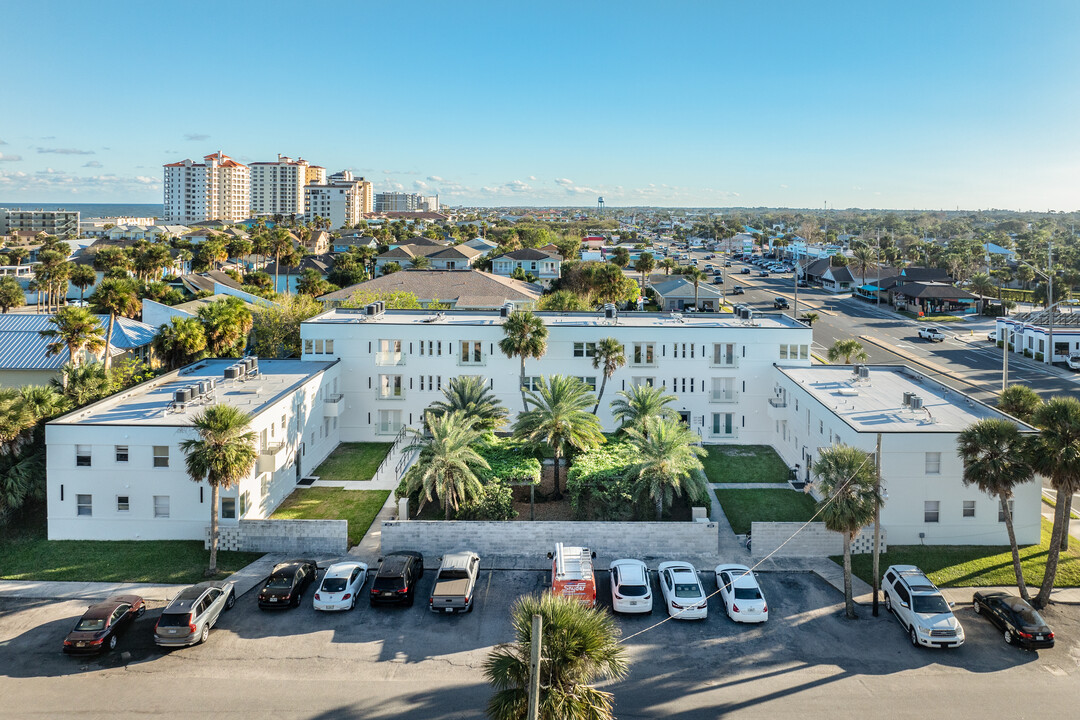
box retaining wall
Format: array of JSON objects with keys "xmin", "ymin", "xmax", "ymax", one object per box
[
  {"xmin": 206, "ymin": 519, "xmax": 348, "ymax": 555},
  {"xmin": 750, "ymin": 521, "xmax": 885, "ymax": 559}
]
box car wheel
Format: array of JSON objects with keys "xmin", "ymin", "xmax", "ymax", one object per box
[
  {"xmin": 349, "ymin": 595, "xmax": 356, "ymax": 611},
  {"xmin": 909, "ymin": 626, "xmax": 919, "ymax": 647},
  {"xmin": 225, "ymin": 591, "xmax": 236, "ymax": 610},
  {"xmin": 200, "ymin": 624, "xmax": 210, "ymax": 644},
  {"xmin": 136, "ymin": 605, "xmax": 146, "ymax": 618},
  {"xmin": 466, "ymin": 599, "xmax": 474, "ymax": 613},
  {"xmin": 884, "ymin": 594, "xmax": 892, "ymax": 613},
  {"xmin": 108, "ymin": 634, "xmax": 117, "ymax": 651},
  {"xmin": 973, "ymin": 600, "xmax": 981, "ymax": 614},
  {"xmin": 1004, "ymin": 628, "xmax": 1014, "ymax": 645}
]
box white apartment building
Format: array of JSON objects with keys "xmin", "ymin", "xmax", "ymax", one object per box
[
  {"xmin": 770, "ymin": 364, "xmax": 1040, "ymax": 546},
  {"xmin": 301, "ymin": 307, "xmax": 812, "ymax": 441},
  {"xmin": 304, "ymin": 171, "xmax": 373, "ymax": 228},
  {"xmin": 163, "ymin": 152, "xmax": 251, "ymax": 224},
  {"xmin": 0, "ymin": 208, "xmax": 80, "ymax": 236},
  {"xmin": 249, "ymin": 154, "xmax": 310, "ymax": 216},
  {"xmin": 45, "ymin": 358, "xmax": 342, "ymax": 541},
  {"xmin": 374, "ymin": 192, "xmax": 437, "ymax": 213}
]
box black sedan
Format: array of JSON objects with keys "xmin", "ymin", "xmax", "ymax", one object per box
[
  {"xmin": 973, "ymin": 591, "xmax": 1055, "ymax": 649},
  {"xmin": 258, "ymin": 560, "xmax": 319, "ymax": 610},
  {"xmin": 63, "ymin": 595, "xmax": 145, "ymax": 654}
]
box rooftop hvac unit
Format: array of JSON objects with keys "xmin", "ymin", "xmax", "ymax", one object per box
[
  {"xmin": 500, "ymin": 304, "xmax": 512, "ymax": 318},
  {"xmin": 604, "ymin": 304, "xmax": 616, "ymax": 320},
  {"xmin": 910, "ymin": 396, "xmax": 924, "ymax": 411},
  {"xmin": 902, "ymin": 391, "xmax": 913, "ymax": 407},
  {"xmin": 250, "ymin": 357, "xmax": 259, "ymax": 374},
  {"xmin": 243, "ymin": 357, "xmax": 253, "ymax": 373},
  {"xmin": 857, "ymin": 366, "xmax": 871, "ymax": 379},
  {"xmin": 365, "ymin": 303, "xmax": 378, "ymax": 316},
  {"xmin": 376, "ymin": 301, "xmax": 385, "ymax": 314},
  {"xmin": 189, "ymin": 384, "xmax": 202, "ymax": 400},
  {"xmin": 198, "ymin": 380, "xmax": 211, "ymax": 396},
  {"xmin": 224, "ymin": 365, "xmax": 241, "ymax": 380},
  {"xmin": 174, "ymin": 388, "xmax": 192, "ymax": 404}
]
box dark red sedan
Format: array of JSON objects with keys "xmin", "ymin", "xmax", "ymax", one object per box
[{"xmin": 62, "ymin": 595, "xmax": 145, "ymax": 654}]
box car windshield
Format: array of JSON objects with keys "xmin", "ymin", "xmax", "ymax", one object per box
[
  {"xmin": 373, "ymin": 576, "xmax": 403, "ymax": 590},
  {"xmin": 75, "ymin": 618, "xmax": 105, "ymax": 632},
  {"xmin": 265, "ymin": 575, "xmax": 292, "ymax": 589},
  {"xmin": 156, "ymin": 613, "xmax": 191, "ymax": 627},
  {"xmin": 438, "ymin": 569, "xmax": 469, "ymax": 580},
  {"xmin": 321, "ymin": 578, "xmax": 347, "ymax": 593},
  {"xmin": 734, "ymin": 587, "xmax": 763, "ymax": 600},
  {"xmin": 912, "ymin": 594, "xmax": 950, "ymax": 614},
  {"xmin": 619, "ymin": 584, "xmax": 649, "ymax": 597},
  {"xmin": 674, "ymin": 583, "xmax": 701, "ymax": 599},
  {"xmin": 1011, "ymin": 605, "xmax": 1045, "ymax": 627}
]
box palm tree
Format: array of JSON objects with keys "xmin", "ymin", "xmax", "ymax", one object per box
[
  {"xmin": 0, "ymin": 276, "xmax": 23, "ymax": 313},
  {"xmin": 969, "ymin": 273, "xmax": 995, "ymax": 311},
  {"xmin": 153, "ymin": 316, "xmax": 208, "ymax": 370},
  {"xmin": 52, "ymin": 362, "xmax": 112, "ymax": 405},
  {"xmin": 660, "ymin": 257, "xmax": 676, "ymax": 275},
  {"xmin": 624, "ymin": 417, "xmax": 708, "ymax": 520},
  {"xmin": 484, "ymin": 593, "xmax": 628, "ymax": 720},
  {"xmin": 634, "ymin": 251, "xmax": 655, "ymax": 289},
  {"xmin": 197, "ymin": 298, "xmax": 253, "ymax": 357},
  {"xmin": 17, "ymin": 384, "xmax": 69, "ymax": 423},
  {"xmin": 39, "ymin": 306, "xmax": 106, "ymax": 370},
  {"xmin": 1032, "ymin": 397, "xmax": 1080, "ymax": 608},
  {"xmin": 404, "ymin": 411, "xmax": 489, "ymax": 519},
  {"xmin": 851, "ymin": 246, "xmax": 876, "ymax": 286},
  {"xmin": 827, "ymin": 339, "xmax": 868, "ymax": 365},
  {"xmin": 426, "ymin": 375, "xmax": 508, "ymax": 432},
  {"xmin": 812, "ymin": 444, "xmax": 882, "ymax": 619},
  {"xmin": 408, "ymin": 255, "xmax": 431, "ymax": 269},
  {"xmin": 998, "ymin": 384, "xmax": 1042, "ymax": 424},
  {"xmin": 180, "ymin": 404, "xmax": 258, "ymax": 576},
  {"xmin": 69, "ymin": 264, "xmax": 97, "ymax": 303},
  {"xmin": 0, "ymin": 389, "xmax": 36, "ymax": 456},
  {"xmin": 957, "ymin": 418, "xmax": 1037, "ymax": 600},
  {"xmin": 610, "ymin": 383, "xmax": 679, "ymax": 432},
  {"xmin": 591, "ymin": 338, "xmax": 626, "ymax": 414},
  {"xmin": 682, "ymin": 267, "xmax": 709, "ymax": 310},
  {"xmin": 88, "ymin": 278, "xmax": 140, "ymax": 372},
  {"xmin": 801, "ymin": 311, "xmax": 820, "ymax": 327},
  {"xmin": 267, "ymin": 227, "xmax": 293, "ymax": 291},
  {"xmin": 498, "ymin": 310, "xmax": 549, "ymax": 412},
  {"xmin": 513, "ymin": 375, "xmax": 604, "ymax": 500}
]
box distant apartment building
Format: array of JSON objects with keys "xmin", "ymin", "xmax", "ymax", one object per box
[
  {"xmin": 0, "ymin": 208, "xmax": 80, "ymax": 237},
  {"xmin": 163, "ymin": 152, "xmax": 251, "ymax": 224},
  {"xmin": 374, "ymin": 192, "xmax": 439, "ymax": 213},
  {"xmin": 305, "ymin": 165, "xmax": 327, "ymax": 186},
  {"xmin": 304, "ymin": 170, "xmax": 373, "ymax": 228},
  {"xmin": 250, "ymin": 154, "xmax": 310, "ymax": 216}
]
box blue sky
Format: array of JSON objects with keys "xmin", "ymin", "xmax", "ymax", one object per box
[{"xmin": 2, "ymin": 0, "xmax": 1078, "ymax": 209}]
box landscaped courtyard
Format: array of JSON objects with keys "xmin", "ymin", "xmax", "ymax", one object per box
[
  {"xmin": 310, "ymin": 442, "xmax": 393, "ymax": 483},
  {"xmin": 702, "ymin": 445, "xmax": 791, "ymax": 484},
  {"xmin": 714, "ymin": 488, "xmax": 819, "ymax": 535},
  {"xmin": 271, "ymin": 488, "xmax": 391, "ymax": 547}
]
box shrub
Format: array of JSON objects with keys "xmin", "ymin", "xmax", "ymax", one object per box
[
  {"xmin": 1035, "ymin": 352, "xmax": 1044, "ymax": 362},
  {"xmin": 566, "ymin": 439, "xmax": 641, "ymax": 520},
  {"xmin": 455, "ymin": 481, "xmax": 516, "ymax": 520}
]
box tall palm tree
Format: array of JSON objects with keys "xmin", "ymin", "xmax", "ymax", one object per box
[
  {"xmin": 591, "ymin": 338, "xmax": 626, "ymax": 414},
  {"xmin": 267, "ymin": 227, "xmax": 293, "ymax": 291},
  {"xmin": 180, "ymin": 404, "xmax": 258, "ymax": 576},
  {"xmin": 39, "ymin": 306, "xmax": 106, "ymax": 370},
  {"xmin": 404, "ymin": 410, "xmax": 489, "ymax": 519},
  {"xmin": 88, "ymin": 278, "xmax": 140, "ymax": 372},
  {"xmin": 660, "ymin": 257, "xmax": 676, "ymax": 275},
  {"xmin": 827, "ymin": 339, "xmax": 869, "ymax": 365},
  {"xmin": 1032, "ymin": 397, "xmax": 1080, "ymax": 608},
  {"xmin": 624, "ymin": 417, "xmax": 708, "ymax": 520},
  {"xmin": 498, "ymin": 310, "xmax": 549, "ymax": 412},
  {"xmin": 634, "ymin": 251, "xmax": 655, "ymax": 289},
  {"xmin": 812, "ymin": 444, "xmax": 881, "ymax": 619},
  {"xmin": 69, "ymin": 264, "xmax": 97, "ymax": 303},
  {"xmin": 682, "ymin": 267, "xmax": 709, "ymax": 310},
  {"xmin": 851, "ymin": 246, "xmax": 877, "ymax": 286},
  {"xmin": 969, "ymin": 273, "xmax": 995, "ymax": 310},
  {"xmin": 153, "ymin": 316, "xmax": 208, "ymax": 370},
  {"xmin": 998, "ymin": 384, "xmax": 1042, "ymax": 424},
  {"xmin": 426, "ymin": 375, "xmax": 508, "ymax": 432},
  {"xmin": 52, "ymin": 362, "xmax": 112, "ymax": 405},
  {"xmin": 484, "ymin": 593, "xmax": 628, "ymax": 720},
  {"xmin": 197, "ymin": 298, "xmax": 253, "ymax": 357},
  {"xmin": 957, "ymin": 418, "xmax": 1037, "ymax": 599},
  {"xmin": 610, "ymin": 383, "xmax": 679, "ymax": 432},
  {"xmin": 513, "ymin": 375, "xmax": 604, "ymax": 500}
]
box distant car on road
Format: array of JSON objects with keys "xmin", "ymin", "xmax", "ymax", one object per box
[
  {"xmin": 314, "ymin": 561, "xmax": 368, "ymax": 612},
  {"xmin": 918, "ymin": 327, "xmax": 946, "ymax": 342},
  {"xmin": 712, "ymin": 276, "xmax": 724, "ymax": 284},
  {"xmin": 741, "ymin": 268, "xmax": 751, "ymax": 274},
  {"xmin": 155, "ymin": 581, "xmax": 235, "ymax": 646},
  {"xmin": 64, "ymin": 595, "xmax": 145, "ymax": 654},
  {"xmin": 773, "ymin": 297, "xmax": 789, "ymax": 309},
  {"xmin": 714, "ymin": 564, "xmax": 768, "ymax": 623},
  {"xmin": 430, "ymin": 551, "xmax": 480, "ymax": 614},
  {"xmin": 988, "ymin": 331, "xmax": 997, "ymax": 342},
  {"xmin": 657, "ymin": 561, "xmax": 707, "ymax": 620},
  {"xmin": 610, "ymin": 559, "xmax": 653, "ymax": 614},
  {"xmin": 258, "ymin": 560, "xmax": 318, "ymax": 610},
  {"xmin": 797, "ymin": 279, "xmax": 809, "ymax": 287},
  {"xmin": 730, "ymin": 286, "xmax": 745, "ymax": 295},
  {"xmin": 972, "ymin": 591, "xmax": 1054, "ymax": 649},
  {"xmin": 758, "ymin": 270, "xmax": 770, "ymax": 277}
]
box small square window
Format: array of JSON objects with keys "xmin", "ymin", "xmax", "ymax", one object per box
[
  {"xmin": 76, "ymin": 445, "xmax": 91, "ymax": 467},
  {"xmin": 117, "ymin": 495, "xmax": 130, "ymax": 512},
  {"xmin": 153, "ymin": 446, "xmax": 170, "ymax": 468},
  {"xmin": 153, "ymin": 495, "xmax": 170, "ymax": 518},
  {"xmin": 963, "ymin": 500, "xmax": 975, "ymax": 518},
  {"xmin": 925, "ymin": 452, "xmax": 941, "ymax": 475},
  {"xmin": 115, "ymin": 445, "xmax": 128, "ymax": 463},
  {"xmin": 77, "ymin": 494, "xmax": 92, "ymax": 516},
  {"xmin": 924, "ymin": 500, "xmax": 940, "ymax": 523}
]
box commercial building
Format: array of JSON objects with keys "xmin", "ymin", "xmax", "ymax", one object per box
[
  {"xmin": 0, "ymin": 208, "xmax": 80, "ymax": 236},
  {"xmin": 249, "ymin": 154, "xmax": 310, "ymax": 216},
  {"xmin": 45, "ymin": 358, "xmax": 341, "ymax": 540},
  {"xmin": 374, "ymin": 192, "xmax": 438, "ymax": 213},
  {"xmin": 997, "ymin": 309, "xmax": 1080, "ymax": 364},
  {"xmin": 163, "ymin": 152, "xmax": 251, "ymax": 224},
  {"xmin": 304, "ymin": 171, "xmax": 373, "ymax": 228}
]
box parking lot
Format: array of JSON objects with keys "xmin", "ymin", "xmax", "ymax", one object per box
[{"xmin": 3, "ymin": 566, "xmax": 1080, "ymax": 719}]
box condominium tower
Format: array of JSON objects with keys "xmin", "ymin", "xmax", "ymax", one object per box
[
  {"xmin": 304, "ymin": 170, "xmax": 373, "ymax": 228},
  {"xmin": 163, "ymin": 152, "xmax": 250, "ymax": 224},
  {"xmin": 249, "ymin": 154, "xmax": 310, "ymax": 216}
]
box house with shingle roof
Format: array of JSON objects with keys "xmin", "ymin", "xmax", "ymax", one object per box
[
  {"xmin": 650, "ymin": 276, "xmax": 724, "ymax": 311},
  {"xmin": 374, "ymin": 243, "xmax": 481, "ymax": 273},
  {"xmin": 317, "ymin": 269, "xmax": 540, "ymax": 310},
  {"xmin": 490, "ymin": 248, "xmax": 563, "ymax": 281}
]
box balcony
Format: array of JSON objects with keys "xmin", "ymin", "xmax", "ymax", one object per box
[
  {"xmin": 710, "ymin": 391, "xmax": 739, "ymax": 404},
  {"xmin": 457, "ymin": 357, "xmax": 486, "ymax": 367},
  {"xmin": 258, "ymin": 441, "xmax": 285, "ymax": 473},
  {"xmin": 324, "ymin": 393, "xmax": 343, "ymax": 417},
  {"xmin": 768, "ymin": 397, "xmax": 788, "ymax": 408},
  {"xmin": 377, "ymin": 388, "xmax": 406, "ymax": 400},
  {"xmin": 375, "ymin": 351, "xmax": 406, "ymax": 366}
]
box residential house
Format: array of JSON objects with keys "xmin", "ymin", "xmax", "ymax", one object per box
[
  {"xmin": 893, "ymin": 282, "xmax": 981, "ymax": 315},
  {"xmin": 316, "ymin": 269, "xmax": 541, "ymax": 310},
  {"xmin": 374, "ymin": 242, "xmax": 481, "ymax": 273},
  {"xmin": 490, "ymin": 248, "xmax": 562, "ymax": 281},
  {"xmin": 650, "ymin": 276, "xmax": 725, "ymax": 311}
]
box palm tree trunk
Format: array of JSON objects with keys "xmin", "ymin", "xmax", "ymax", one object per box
[
  {"xmin": 103, "ymin": 312, "xmax": 116, "ymax": 371},
  {"xmin": 207, "ymin": 483, "xmax": 220, "ymax": 576},
  {"xmin": 1062, "ymin": 494, "xmax": 1073, "ymax": 551},
  {"xmin": 274, "ymin": 251, "xmax": 281, "ymax": 292},
  {"xmin": 519, "ymin": 357, "xmax": 528, "ymax": 412},
  {"xmin": 593, "ymin": 374, "xmax": 608, "ymax": 415},
  {"xmin": 552, "ymin": 449, "xmax": 562, "ymax": 500},
  {"xmin": 1035, "ymin": 498, "xmax": 1068, "ymax": 608},
  {"xmin": 1000, "ymin": 495, "xmax": 1029, "ymax": 601},
  {"xmin": 843, "ymin": 534, "xmax": 855, "ymax": 619},
  {"xmin": 655, "ymin": 493, "xmax": 663, "ymax": 521}
]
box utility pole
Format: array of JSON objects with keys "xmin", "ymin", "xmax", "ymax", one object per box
[
  {"xmin": 1048, "ymin": 240, "xmax": 1054, "ymax": 365},
  {"xmin": 527, "ymin": 614, "xmax": 543, "ymax": 720},
  {"xmin": 872, "ymin": 432, "xmax": 883, "ymax": 617}
]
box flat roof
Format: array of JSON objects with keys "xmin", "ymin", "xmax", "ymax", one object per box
[
  {"xmin": 304, "ymin": 308, "xmax": 808, "ymax": 330},
  {"xmin": 50, "ymin": 358, "xmax": 336, "ymax": 427},
  {"xmin": 776, "ymin": 365, "xmax": 1035, "ymax": 434}
]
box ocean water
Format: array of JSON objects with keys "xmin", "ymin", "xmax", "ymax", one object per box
[{"xmin": 0, "ymin": 203, "xmax": 162, "ymax": 220}]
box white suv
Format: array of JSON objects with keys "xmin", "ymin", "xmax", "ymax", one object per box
[{"xmin": 882, "ymin": 565, "xmax": 964, "ymax": 648}]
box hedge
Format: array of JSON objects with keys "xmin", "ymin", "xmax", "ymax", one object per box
[{"xmin": 566, "ymin": 439, "xmax": 641, "ymax": 521}]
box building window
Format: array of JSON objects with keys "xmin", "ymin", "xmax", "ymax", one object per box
[
  {"xmin": 712, "ymin": 343, "xmax": 736, "ymax": 367},
  {"xmin": 925, "ymin": 452, "xmax": 941, "ymax": 475},
  {"xmin": 76, "ymin": 445, "xmax": 91, "ymax": 467},
  {"xmin": 573, "ymin": 342, "xmax": 596, "ymax": 358},
  {"xmin": 77, "ymin": 494, "xmax": 92, "ymax": 516},
  {"xmin": 632, "ymin": 343, "xmax": 655, "ymax": 366},
  {"xmin": 460, "ymin": 341, "xmax": 483, "ymax": 365},
  {"xmin": 154, "ymin": 496, "xmax": 170, "ymax": 518},
  {"xmin": 304, "ymin": 339, "xmax": 313, "ymax": 354},
  {"xmin": 575, "ymin": 376, "xmax": 597, "ymax": 391},
  {"xmin": 963, "ymin": 500, "xmax": 976, "ymax": 518},
  {"xmin": 998, "ymin": 500, "xmax": 1015, "ymax": 523},
  {"xmin": 117, "ymin": 496, "xmax": 129, "ymax": 512},
  {"xmin": 115, "ymin": 445, "xmax": 128, "ymax": 463},
  {"xmin": 712, "ymin": 413, "xmax": 735, "ymax": 436},
  {"xmin": 325, "ymin": 339, "xmax": 334, "ymax": 354},
  {"xmin": 522, "ymin": 377, "xmax": 542, "ymax": 392},
  {"xmin": 379, "ymin": 375, "xmax": 404, "ymax": 398},
  {"xmin": 924, "ymin": 501, "xmax": 940, "ymax": 523},
  {"xmin": 239, "ymin": 491, "xmax": 250, "ymax": 517},
  {"xmin": 221, "ymin": 497, "xmax": 236, "ymax": 520},
  {"xmin": 631, "ymin": 376, "xmax": 655, "ymax": 388},
  {"xmin": 315, "ymin": 339, "xmax": 324, "ymax": 354},
  {"xmin": 153, "ymin": 446, "xmax": 170, "ymax": 468}
]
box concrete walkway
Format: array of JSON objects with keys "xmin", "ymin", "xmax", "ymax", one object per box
[
  {"xmin": 347, "ymin": 492, "xmax": 400, "ymax": 565},
  {"xmin": 710, "ymin": 482, "xmax": 791, "ymax": 490}
]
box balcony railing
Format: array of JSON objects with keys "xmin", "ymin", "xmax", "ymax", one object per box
[
  {"xmin": 258, "ymin": 442, "xmax": 285, "ymax": 473},
  {"xmin": 710, "ymin": 391, "xmax": 739, "ymax": 403},
  {"xmin": 375, "ymin": 352, "xmax": 406, "ymax": 366},
  {"xmin": 457, "ymin": 357, "xmax": 486, "ymax": 367},
  {"xmin": 324, "ymin": 393, "xmax": 343, "ymax": 417},
  {"xmin": 377, "ymin": 388, "xmax": 406, "ymax": 400},
  {"xmin": 768, "ymin": 397, "xmax": 788, "ymax": 408}
]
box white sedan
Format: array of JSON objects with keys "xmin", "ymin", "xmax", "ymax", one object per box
[
  {"xmin": 657, "ymin": 561, "xmax": 708, "ymax": 620},
  {"xmin": 609, "ymin": 559, "xmax": 652, "ymax": 614},
  {"xmin": 714, "ymin": 564, "xmax": 768, "ymax": 623},
  {"xmin": 313, "ymin": 561, "xmax": 368, "ymax": 611}
]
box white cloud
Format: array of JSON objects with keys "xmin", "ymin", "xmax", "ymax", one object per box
[
  {"xmin": 427, "ymin": 175, "xmax": 444, "ymax": 182},
  {"xmin": 528, "ymin": 175, "xmax": 537, "ymax": 181},
  {"xmin": 37, "ymin": 147, "xmax": 95, "ymax": 155},
  {"xmin": 779, "ymin": 184, "xmax": 789, "ymax": 189},
  {"xmin": 506, "ymin": 180, "xmax": 531, "ymax": 193},
  {"xmin": 413, "ymin": 180, "xmax": 430, "ymax": 190},
  {"xmin": 554, "ymin": 178, "xmax": 574, "ymax": 187},
  {"xmin": 0, "ymin": 153, "xmax": 22, "ymax": 162},
  {"xmin": 83, "ymin": 160, "xmax": 102, "ymax": 168},
  {"xmin": 184, "ymin": 133, "xmax": 210, "ymax": 142},
  {"xmin": 0, "ymin": 169, "xmax": 162, "ymax": 194}
]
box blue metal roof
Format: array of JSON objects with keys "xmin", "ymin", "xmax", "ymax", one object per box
[{"xmin": 0, "ymin": 313, "xmax": 155, "ymax": 370}]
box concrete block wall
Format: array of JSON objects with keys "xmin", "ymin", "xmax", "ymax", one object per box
[
  {"xmin": 205, "ymin": 519, "xmax": 348, "ymax": 555},
  {"xmin": 380, "ymin": 520, "xmax": 719, "ymax": 562},
  {"xmin": 750, "ymin": 522, "xmax": 885, "ymax": 559}
]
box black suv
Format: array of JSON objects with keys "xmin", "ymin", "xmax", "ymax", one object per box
[
  {"xmin": 370, "ymin": 551, "xmax": 425, "ymax": 606},
  {"xmin": 773, "ymin": 297, "xmax": 789, "ymax": 309},
  {"xmin": 258, "ymin": 560, "xmax": 318, "ymax": 610}
]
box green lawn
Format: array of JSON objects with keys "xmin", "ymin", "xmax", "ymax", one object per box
[
  {"xmin": 271, "ymin": 488, "xmax": 391, "ymax": 547},
  {"xmin": 841, "ymin": 519, "xmax": 1080, "ymax": 588},
  {"xmin": 703, "ymin": 445, "xmax": 790, "ymax": 484},
  {"xmin": 714, "ymin": 488, "xmax": 818, "ymax": 535},
  {"xmin": 312, "ymin": 442, "xmax": 393, "ymax": 482}
]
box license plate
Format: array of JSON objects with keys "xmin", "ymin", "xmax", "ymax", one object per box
[
  {"xmin": 269, "ymin": 597, "xmax": 278, "ymax": 602},
  {"xmin": 383, "ymin": 592, "xmax": 394, "ymax": 597},
  {"xmin": 168, "ymin": 629, "xmax": 177, "ymax": 634},
  {"xmin": 629, "ymin": 601, "xmax": 637, "ymax": 606},
  {"xmin": 445, "ymin": 608, "xmax": 453, "ymax": 614},
  {"xmin": 77, "ymin": 642, "xmax": 86, "ymax": 647}
]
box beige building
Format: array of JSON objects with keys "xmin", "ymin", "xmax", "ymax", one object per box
[
  {"xmin": 163, "ymin": 152, "xmax": 251, "ymax": 224},
  {"xmin": 250, "ymin": 154, "xmax": 310, "ymax": 216},
  {"xmin": 304, "ymin": 170, "xmax": 373, "ymax": 228},
  {"xmin": 305, "ymin": 165, "xmax": 327, "ymax": 186}
]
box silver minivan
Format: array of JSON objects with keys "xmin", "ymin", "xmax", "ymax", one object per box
[{"xmin": 154, "ymin": 580, "xmax": 236, "ymax": 647}]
